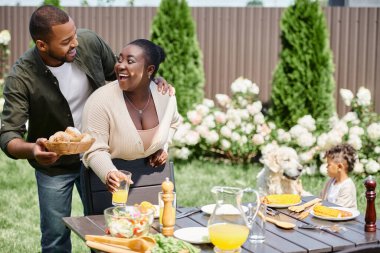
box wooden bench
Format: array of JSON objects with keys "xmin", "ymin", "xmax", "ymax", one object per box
[{"xmin": 82, "ymin": 158, "xmax": 174, "ymax": 215}]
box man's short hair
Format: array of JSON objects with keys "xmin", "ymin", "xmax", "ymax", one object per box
[{"xmin": 29, "ymin": 5, "xmax": 69, "ymax": 42}]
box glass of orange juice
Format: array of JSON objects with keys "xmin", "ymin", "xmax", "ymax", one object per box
[
  {"xmin": 112, "ymin": 170, "xmax": 132, "ymax": 206},
  {"xmin": 158, "ymin": 191, "xmax": 176, "ymax": 230}
]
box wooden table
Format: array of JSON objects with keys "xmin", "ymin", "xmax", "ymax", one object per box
[{"xmin": 63, "ymin": 196, "xmax": 380, "ymax": 252}]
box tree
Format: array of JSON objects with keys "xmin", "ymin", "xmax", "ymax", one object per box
[
  {"xmin": 269, "ymin": 0, "xmax": 335, "ymax": 132},
  {"xmin": 151, "ymin": 0, "xmax": 205, "ymax": 116},
  {"xmin": 42, "ymin": 0, "xmax": 62, "ymax": 8}
]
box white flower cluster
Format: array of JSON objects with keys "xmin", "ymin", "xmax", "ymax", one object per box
[
  {"xmin": 171, "ymin": 77, "xmax": 380, "ymax": 176},
  {"xmin": 0, "ymin": 30, "xmax": 11, "ymax": 46},
  {"xmin": 171, "ymin": 77, "xmax": 268, "ymax": 162}
]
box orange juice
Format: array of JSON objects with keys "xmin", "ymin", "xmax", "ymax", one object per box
[
  {"xmin": 208, "ymin": 223, "xmax": 249, "ymax": 250},
  {"xmin": 159, "ymin": 207, "xmax": 176, "ymax": 224},
  {"xmin": 112, "ymin": 190, "xmax": 128, "ymax": 206}
]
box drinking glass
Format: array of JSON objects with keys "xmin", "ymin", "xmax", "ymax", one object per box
[{"xmin": 112, "ymin": 170, "xmax": 132, "ymax": 206}]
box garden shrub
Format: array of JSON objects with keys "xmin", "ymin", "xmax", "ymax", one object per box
[
  {"xmin": 269, "ymin": 0, "xmax": 335, "ymax": 132},
  {"xmin": 150, "ymin": 0, "xmax": 205, "ymax": 116}
]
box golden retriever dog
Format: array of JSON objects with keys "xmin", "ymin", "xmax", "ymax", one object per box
[{"xmin": 257, "ymin": 145, "xmax": 310, "ymax": 196}]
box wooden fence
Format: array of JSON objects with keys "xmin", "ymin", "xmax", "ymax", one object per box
[{"xmin": 0, "ymin": 6, "xmax": 379, "ymax": 115}]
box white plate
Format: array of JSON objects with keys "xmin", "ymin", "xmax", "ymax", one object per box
[
  {"xmin": 310, "ymin": 207, "xmax": 360, "ymax": 221},
  {"xmin": 174, "ymin": 227, "xmax": 210, "ymax": 244},
  {"xmin": 266, "ymin": 201, "xmax": 302, "ymax": 208},
  {"xmin": 201, "ymin": 204, "xmax": 249, "ymax": 215}
]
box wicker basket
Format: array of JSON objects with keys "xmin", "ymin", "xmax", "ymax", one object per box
[{"xmin": 43, "ymin": 138, "xmax": 95, "ymax": 155}]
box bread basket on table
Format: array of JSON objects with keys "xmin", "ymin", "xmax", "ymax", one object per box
[{"xmin": 43, "ymin": 138, "xmax": 95, "ymax": 155}]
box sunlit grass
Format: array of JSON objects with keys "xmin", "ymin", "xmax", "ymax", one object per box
[{"xmin": 0, "ymin": 153, "xmax": 379, "ymax": 252}]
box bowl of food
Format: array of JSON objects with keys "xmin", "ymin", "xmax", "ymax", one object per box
[{"xmin": 104, "ymin": 205, "xmax": 154, "ymax": 238}]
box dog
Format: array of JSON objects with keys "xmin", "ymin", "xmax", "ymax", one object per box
[{"xmin": 257, "ymin": 145, "xmax": 309, "ymax": 196}]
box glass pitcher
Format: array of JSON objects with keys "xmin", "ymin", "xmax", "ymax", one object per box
[{"xmin": 207, "ymin": 186, "xmax": 260, "ymax": 253}]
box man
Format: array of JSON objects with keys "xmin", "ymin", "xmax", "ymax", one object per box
[{"xmin": 0, "ymin": 5, "xmax": 172, "ymax": 253}]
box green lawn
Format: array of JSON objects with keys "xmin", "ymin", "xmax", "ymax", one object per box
[{"xmin": 0, "ymin": 153, "xmax": 379, "ymax": 252}]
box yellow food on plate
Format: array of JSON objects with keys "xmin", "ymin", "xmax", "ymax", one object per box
[
  {"xmin": 263, "ymin": 194, "xmax": 301, "ymax": 205},
  {"xmin": 138, "ymin": 201, "xmax": 157, "ymax": 213},
  {"xmin": 313, "ymin": 205, "xmax": 352, "ymax": 218}
]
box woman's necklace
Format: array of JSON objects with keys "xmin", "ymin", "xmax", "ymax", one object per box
[{"xmin": 123, "ymin": 91, "xmax": 151, "ymax": 116}]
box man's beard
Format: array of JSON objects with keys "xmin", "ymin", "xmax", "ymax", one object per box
[{"xmin": 47, "ymin": 49, "xmax": 74, "ymax": 64}]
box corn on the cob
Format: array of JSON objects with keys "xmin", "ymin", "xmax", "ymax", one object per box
[
  {"xmin": 263, "ymin": 194, "xmax": 301, "ymax": 205},
  {"xmin": 313, "ymin": 205, "xmax": 352, "ymax": 218}
]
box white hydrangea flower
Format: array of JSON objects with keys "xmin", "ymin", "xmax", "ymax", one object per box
[
  {"xmin": 356, "ymin": 87, "xmax": 371, "ymax": 106},
  {"xmin": 317, "ymin": 133, "xmax": 328, "ymax": 150},
  {"xmin": 0, "ymin": 97, "xmax": 5, "ymax": 112},
  {"xmin": 205, "ymin": 130, "xmax": 219, "ymax": 144},
  {"xmin": 347, "ymin": 134, "xmax": 362, "ymax": 150},
  {"xmin": 260, "ymin": 142, "xmax": 279, "ymax": 156},
  {"xmin": 242, "ymin": 123, "xmax": 254, "ymax": 135},
  {"xmin": 173, "ymin": 123, "xmax": 191, "ymax": 144},
  {"xmin": 297, "ymin": 115, "xmax": 316, "ymax": 132},
  {"xmin": 328, "ymin": 114, "xmax": 340, "ymax": 129},
  {"xmin": 203, "ymin": 98, "xmax": 214, "ymax": 108},
  {"xmin": 195, "ymin": 104, "xmax": 209, "ymax": 116},
  {"xmin": 173, "ymin": 147, "xmax": 191, "ymax": 160},
  {"xmin": 268, "ymin": 122, "xmax": 276, "ymax": 129},
  {"xmin": 299, "ymin": 151, "xmax": 314, "ymax": 163},
  {"xmin": 247, "ymin": 101, "xmax": 262, "ymax": 115},
  {"xmin": 202, "ymin": 115, "xmax": 216, "ymax": 129},
  {"xmin": 319, "ymin": 163, "xmax": 328, "ymax": 176},
  {"xmin": 303, "ymin": 165, "xmax": 317, "ymax": 176},
  {"xmin": 289, "ymin": 125, "xmax": 308, "ymax": 138},
  {"xmin": 214, "ymin": 111, "xmax": 227, "ymax": 124},
  {"xmin": 221, "ymin": 139, "xmax": 231, "ymax": 150},
  {"xmin": 237, "ymin": 96, "xmax": 248, "ymax": 107},
  {"xmin": 226, "ymin": 121, "xmax": 237, "ymax": 130},
  {"xmin": 252, "ymin": 134, "xmax": 265, "ymax": 145},
  {"xmin": 237, "ymin": 109, "xmax": 250, "ymax": 120},
  {"xmin": 340, "ymin": 88, "xmax": 354, "ymax": 106},
  {"xmin": 253, "ymin": 112, "xmax": 265, "ymax": 125},
  {"xmin": 256, "ymin": 124, "xmax": 271, "ymax": 136},
  {"xmin": 342, "ymin": 112, "xmax": 358, "ymax": 123},
  {"xmin": 367, "ymin": 123, "xmax": 380, "ymax": 141},
  {"xmin": 326, "ymin": 131, "xmax": 343, "ymax": 149},
  {"xmin": 250, "ymin": 82, "xmax": 260, "ymax": 95},
  {"xmin": 353, "ymin": 161, "xmax": 364, "ymax": 174},
  {"xmin": 185, "ymin": 130, "xmax": 200, "ymax": 145},
  {"xmin": 296, "ymin": 132, "xmax": 315, "ymax": 148},
  {"xmin": 375, "ymin": 147, "xmax": 380, "ymax": 154},
  {"xmin": 277, "ymin": 129, "xmax": 291, "ymax": 142},
  {"xmin": 220, "ymin": 126, "xmax": 232, "ymax": 138},
  {"xmin": 215, "ymin": 94, "xmax": 231, "ymax": 108},
  {"xmin": 195, "ymin": 125, "xmax": 209, "ymax": 138},
  {"xmin": 332, "ymin": 121, "xmax": 349, "ymax": 136},
  {"xmin": 349, "ymin": 126, "xmax": 365, "ymax": 136},
  {"xmin": 365, "ymin": 159, "xmax": 380, "ymax": 174},
  {"xmin": 231, "ymin": 77, "xmax": 248, "ymax": 93},
  {"xmin": 241, "ymin": 135, "xmax": 248, "ymax": 144},
  {"xmin": 187, "ymin": 110, "xmax": 202, "ymax": 125},
  {"xmin": 231, "ymin": 132, "xmax": 241, "ymax": 142},
  {"xmin": 0, "ymin": 30, "xmax": 11, "ymax": 46}
]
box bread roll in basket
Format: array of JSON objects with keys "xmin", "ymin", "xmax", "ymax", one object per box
[{"xmin": 43, "ymin": 127, "xmax": 95, "ymax": 155}]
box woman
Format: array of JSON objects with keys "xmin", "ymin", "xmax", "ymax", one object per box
[{"xmin": 82, "ymin": 39, "xmax": 181, "ymax": 192}]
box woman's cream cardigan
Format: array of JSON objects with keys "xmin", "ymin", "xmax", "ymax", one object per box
[{"xmin": 82, "ymin": 80, "xmax": 181, "ymax": 183}]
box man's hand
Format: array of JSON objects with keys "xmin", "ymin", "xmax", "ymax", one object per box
[
  {"xmin": 149, "ymin": 149, "xmax": 168, "ymax": 168},
  {"xmin": 154, "ymin": 77, "xmax": 175, "ymax": 96},
  {"xmin": 33, "ymin": 138, "xmax": 60, "ymax": 166}
]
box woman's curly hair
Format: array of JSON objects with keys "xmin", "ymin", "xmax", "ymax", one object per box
[{"xmin": 325, "ymin": 144, "xmax": 357, "ymax": 173}]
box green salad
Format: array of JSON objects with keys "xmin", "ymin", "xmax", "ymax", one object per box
[{"xmin": 151, "ymin": 233, "xmax": 201, "ymax": 253}]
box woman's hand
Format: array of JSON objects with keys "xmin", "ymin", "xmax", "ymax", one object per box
[
  {"xmin": 154, "ymin": 77, "xmax": 175, "ymax": 96},
  {"xmin": 106, "ymin": 170, "xmax": 134, "ymax": 193},
  {"xmin": 33, "ymin": 138, "xmax": 61, "ymax": 166},
  {"xmin": 149, "ymin": 149, "xmax": 168, "ymax": 168}
]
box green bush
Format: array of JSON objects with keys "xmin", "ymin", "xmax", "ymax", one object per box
[
  {"xmin": 151, "ymin": 0, "xmax": 205, "ymax": 116},
  {"xmin": 269, "ymin": 0, "xmax": 335, "ymax": 132}
]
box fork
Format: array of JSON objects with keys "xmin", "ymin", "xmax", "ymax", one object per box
[
  {"xmin": 266, "ymin": 207, "xmax": 280, "ymax": 216},
  {"xmin": 176, "ymin": 208, "xmax": 201, "ymax": 219},
  {"xmin": 298, "ymin": 223, "xmax": 346, "ymax": 233}
]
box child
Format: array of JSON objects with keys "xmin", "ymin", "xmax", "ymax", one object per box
[{"xmin": 320, "ymin": 144, "xmax": 358, "ymax": 209}]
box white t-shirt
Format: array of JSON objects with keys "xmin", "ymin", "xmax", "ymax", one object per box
[
  {"xmin": 47, "ymin": 62, "xmax": 92, "ymax": 131},
  {"xmin": 327, "ymin": 178, "xmax": 351, "ymax": 204}
]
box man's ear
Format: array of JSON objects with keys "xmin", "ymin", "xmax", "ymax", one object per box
[{"xmin": 35, "ymin": 40, "xmax": 47, "ymax": 52}]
